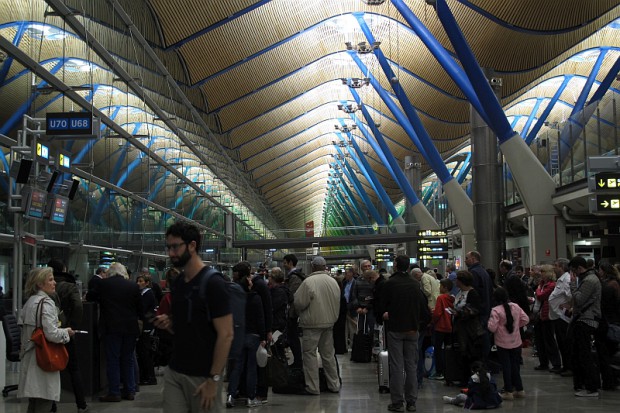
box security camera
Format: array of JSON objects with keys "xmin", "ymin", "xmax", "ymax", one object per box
[{"xmin": 489, "ymin": 77, "xmax": 503, "ymax": 87}]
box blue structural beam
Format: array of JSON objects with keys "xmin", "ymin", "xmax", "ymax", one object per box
[
  {"xmin": 334, "ymin": 188, "xmax": 364, "ymax": 234},
  {"xmin": 456, "ymin": 152, "xmax": 472, "ymax": 184},
  {"xmin": 335, "ymin": 127, "xmax": 400, "ymax": 220},
  {"xmin": 348, "ymin": 53, "xmax": 452, "ymax": 184},
  {"xmin": 525, "ymin": 76, "xmax": 572, "ymax": 145},
  {"xmin": 588, "ymin": 54, "xmax": 620, "ymax": 104},
  {"xmin": 434, "ymin": 0, "xmax": 557, "ymax": 220},
  {"xmin": 387, "ymin": 2, "xmax": 490, "ymax": 125},
  {"xmin": 337, "ymin": 173, "xmax": 373, "ymax": 230},
  {"xmin": 435, "ymin": 0, "xmax": 514, "ymax": 143},
  {"xmin": 333, "ymin": 147, "xmax": 386, "ymax": 226},
  {"xmin": 558, "ymin": 49, "xmax": 610, "ymax": 162},
  {"xmin": 520, "ymin": 98, "xmax": 543, "ymax": 139},
  {"xmin": 347, "ymin": 89, "xmax": 425, "ymax": 208}
]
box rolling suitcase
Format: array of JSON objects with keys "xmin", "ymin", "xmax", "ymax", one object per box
[
  {"xmin": 378, "ymin": 350, "xmax": 390, "ymax": 393},
  {"xmin": 377, "ymin": 325, "xmax": 389, "ymax": 393},
  {"xmin": 351, "ymin": 314, "xmax": 373, "ymax": 363},
  {"xmin": 444, "ymin": 343, "xmax": 462, "ymax": 385}
]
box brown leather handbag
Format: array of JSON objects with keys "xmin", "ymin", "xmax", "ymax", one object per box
[{"xmin": 30, "ymin": 299, "xmax": 68, "ymax": 372}]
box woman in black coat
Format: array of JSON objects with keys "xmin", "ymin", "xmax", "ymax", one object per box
[{"xmin": 269, "ymin": 267, "xmax": 293, "ymax": 334}]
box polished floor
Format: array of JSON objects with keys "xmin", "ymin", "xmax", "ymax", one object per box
[{"xmin": 2, "ymin": 346, "xmax": 619, "ymax": 413}]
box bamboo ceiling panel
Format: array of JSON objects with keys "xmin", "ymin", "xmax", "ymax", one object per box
[
  {"xmin": 257, "ymin": 158, "xmax": 331, "ymax": 192},
  {"xmin": 200, "ymin": 29, "xmax": 349, "ymax": 111},
  {"xmin": 251, "ymin": 140, "xmax": 332, "ymax": 185},
  {"xmin": 217, "ymin": 60, "xmax": 350, "ymax": 133},
  {"xmin": 240, "ymin": 120, "xmax": 334, "ymax": 166},
  {"xmin": 469, "ymin": 0, "xmax": 620, "ymax": 31},
  {"xmin": 265, "ymin": 171, "xmax": 329, "ymax": 200},
  {"xmin": 148, "ymin": 0, "xmax": 257, "ymax": 46},
  {"xmin": 228, "ymin": 77, "xmax": 366, "ymax": 147}
]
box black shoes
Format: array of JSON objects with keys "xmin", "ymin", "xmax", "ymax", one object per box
[
  {"xmin": 98, "ymin": 394, "xmax": 121, "ymax": 402},
  {"xmin": 534, "ymin": 365, "xmax": 548, "ymax": 371}
]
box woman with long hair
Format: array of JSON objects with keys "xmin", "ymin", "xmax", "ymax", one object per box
[{"xmin": 18, "ymin": 267, "xmax": 74, "ymax": 413}]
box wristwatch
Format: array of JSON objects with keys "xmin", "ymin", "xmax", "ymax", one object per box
[{"xmin": 207, "ymin": 373, "xmax": 221, "ymax": 382}]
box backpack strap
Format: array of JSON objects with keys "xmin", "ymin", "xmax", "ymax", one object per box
[{"xmin": 199, "ymin": 267, "xmax": 223, "ymax": 322}]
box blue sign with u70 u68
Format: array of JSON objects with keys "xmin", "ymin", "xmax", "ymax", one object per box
[{"xmin": 46, "ymin": 112, "xmax": 93, "ymax": 135}]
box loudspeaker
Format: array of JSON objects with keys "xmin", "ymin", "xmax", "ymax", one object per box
[
  {"xmin": 67, "ymin": 179, "xmax": 79, "ymax": 200},
  {"xmin": 9, "ymin": 159, "xmax": 33, "ymax": 183},
  {"xmin": 45, "ymin": 170, "xmax": 59, "ymax": 192}
]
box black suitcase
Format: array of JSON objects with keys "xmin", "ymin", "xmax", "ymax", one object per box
[
  {"xmin": 444, "ymin": 343, "xmax": 462, "ymax": 385},
  {"xmin": 351, "ymin": 315, "xmax": 373, "ymax": 363}
]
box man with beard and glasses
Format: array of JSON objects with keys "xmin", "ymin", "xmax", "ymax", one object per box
[{"xmin": 154, "ymin": 221, "xmax": 234, "ymax": 412}]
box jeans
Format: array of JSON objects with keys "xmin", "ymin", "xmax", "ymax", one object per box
[
  {"xmin": 227, "ymin": 334, "xmax": 260, "ymax": 399},
  {"xmin": 104, "ymin": 333, "xmax": 137, "ymax": 395},
  {"xmin": 497, "ymin": 346, "xmax": 523, "ymax": 392},
  {"xmin": 387, "ymin": 330, "xmax": 419, "ymax": 406}
]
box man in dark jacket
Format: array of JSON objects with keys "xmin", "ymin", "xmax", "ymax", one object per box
[
  {"xmin": 381, "ymin": 255, "xmax": 426, "ymax": 413},
  {"xmin": 283, "ymin": 254, "xmax": 305, "ymax": 367},
  {"xmin": 87, "ymin": 262, "xmax": 143, "ymax": 402},
  {"xmin": 48, "ymin": 258, "xmax": 88, "ymax": 413}
]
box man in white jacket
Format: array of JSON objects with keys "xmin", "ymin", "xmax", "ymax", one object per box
[{"xmin": 294, "ymin": 256, "xmax": 341, "ymax": 395}]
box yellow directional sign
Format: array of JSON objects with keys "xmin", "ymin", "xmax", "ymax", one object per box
[
  {"xmin": 593, "ymin": 172, "xmax": 620, "ymax": 191},
  {"xmin": 597, "ymin": 195, "xmax": 620, "ymax": 210}
]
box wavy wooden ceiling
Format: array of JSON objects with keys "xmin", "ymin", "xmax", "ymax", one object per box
[{"xmin": 4, "ymin": 0, "xmax": 620, "ymax": 234}]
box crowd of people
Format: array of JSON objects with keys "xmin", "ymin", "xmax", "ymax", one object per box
[{"xmin": 12, "ymin": 224, "xmax": 620, "ymax": 412}]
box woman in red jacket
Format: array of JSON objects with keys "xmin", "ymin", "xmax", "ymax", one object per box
[
  {"xmin": 534, "ymin": 265, "xmax": 562, "ymax": 372},
  {"xmin": 431, "ymin": 279, "xmax": 455, "ymax": 380}
]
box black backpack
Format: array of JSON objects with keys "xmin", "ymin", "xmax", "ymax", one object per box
[{"xmin": 199, "ymin": 267, "xmax": 246, "ymax": 360}]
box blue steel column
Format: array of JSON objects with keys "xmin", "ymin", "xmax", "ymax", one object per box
[
  {"xmin": 335, "ymin": 127, "xmax": 405, "ymax": 229},
  {"xmin": 333, "ymin": 148, "xmax": 385, "ymax": 227},
  {"xmin": 434, "ymin": 0, "xmax": 560, "ymax": 265},
  {"xmin": 346, "ymin": 89, "xmax": 438, "ymax": 229},
  {"xmin": 558, "ymin": 49, "xmax": 608, "ymax": 163},
  {"xmin": 348, "ymin": 52, "xmax": 473, "ymax": 237},
  {"xmin": 337, "ymin": 174, "xmax": 374, "ymax": 230},
  {"xmin": 525, "ymin": 76, "xmax": 572, "ymax": 145}
]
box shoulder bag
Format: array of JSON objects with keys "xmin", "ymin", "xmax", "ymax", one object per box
[{"xmin": 30, "ymin": 298, "xmax": 69, "ymax": 372}]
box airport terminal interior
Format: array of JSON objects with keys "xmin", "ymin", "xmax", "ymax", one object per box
[{"xmin": 1, "ymin": 0, "xmax": 620, "ymax": 411}]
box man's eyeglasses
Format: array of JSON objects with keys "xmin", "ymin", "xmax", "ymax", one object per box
[{"xmin": 165, "ymin": 242, "xmax": 186, "ymax": 251}]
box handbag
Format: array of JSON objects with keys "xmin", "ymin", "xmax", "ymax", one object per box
[{"xmin": 30, "ymin": 299, "xmax": 69, "ymax": 372}]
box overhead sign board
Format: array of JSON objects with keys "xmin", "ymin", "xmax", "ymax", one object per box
[
  {"xmin": 416, "ymin": 229, "xmax": 449, "ymax": 260},
  {"xmin": 375, "ymin": 247, "xmax": 394, "ymax": 262},
  {"xmin": 46, "ymin": 112, "xmax": 93, "ymax": 135},
  {"xmin": 589, "ymin": 194, "xmax": 620, "ymax": 214},
  {"xmin": 588, "ymin": 172, "xmax": 620, "ymax": 192}
]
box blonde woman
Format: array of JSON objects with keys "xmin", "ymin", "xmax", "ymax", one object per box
[{"xmin": 18, "ymin": 267, "xmax": 74, "ymax": 413}]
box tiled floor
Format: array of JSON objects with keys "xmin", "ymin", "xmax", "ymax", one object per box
[{"xmin": 2, "ymin": 347, "xmax": 619, "ymax": 412}]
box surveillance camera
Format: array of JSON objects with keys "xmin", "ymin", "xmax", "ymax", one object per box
[
  {"xmin": 489, "ymin": 77, "xmax": 503, "ymax": 87},
  {"xmin": 390, "ymin": 77, "xmax": 398, "ymax": 84}
]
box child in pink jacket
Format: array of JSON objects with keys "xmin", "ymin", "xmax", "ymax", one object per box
[{"xmin": 488, "ymin": 287, "xmax": 529, "ymax": 400}]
